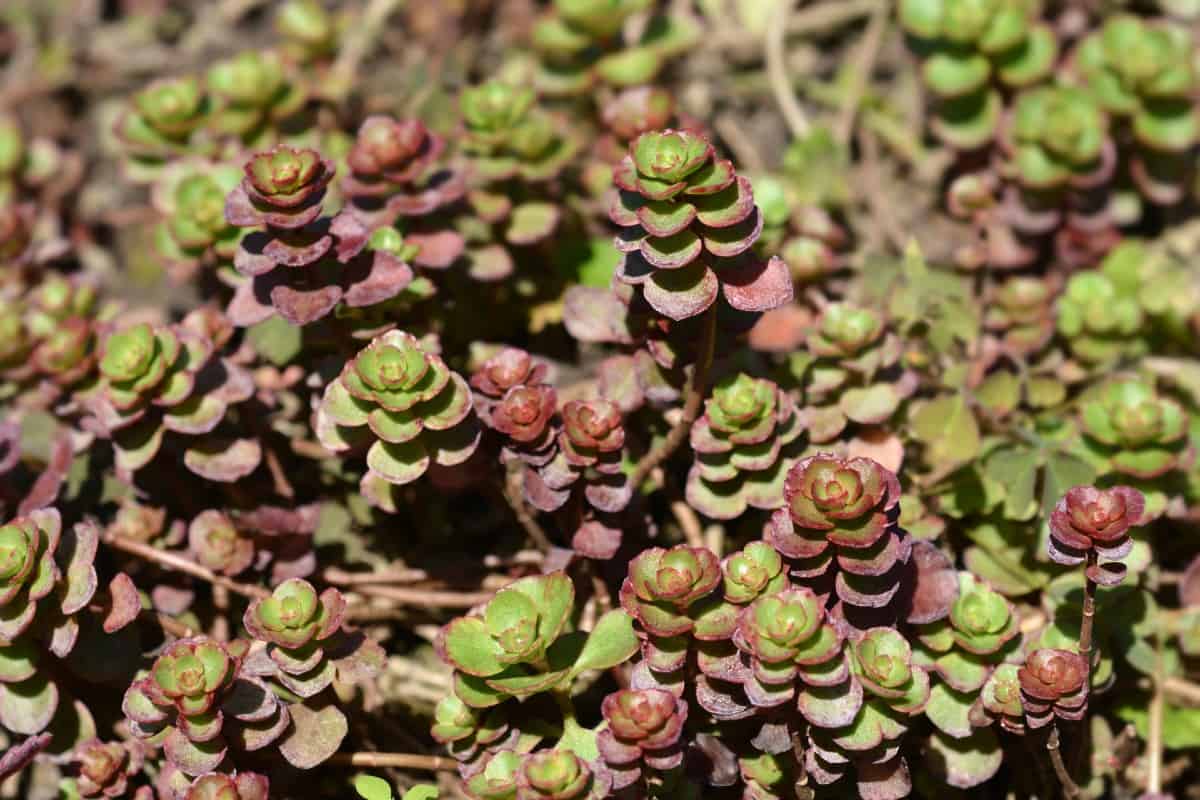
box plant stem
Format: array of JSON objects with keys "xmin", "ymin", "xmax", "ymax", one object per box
[
  {"xmin": 502, "ymin": 467, "xmax": 554, "ymax": 551},
  {"xmin": 1047, "ymin": 726, "xmax": 1081, "ymax": 799},
  {"xmin": 630, "ymin": 304, "xmax": 718, "ymax": 491},
  {"xmin": 835, "ymin": 0, "xmax": 888, "ymax": 146},
  {"xmin": 1079, "ymin": 551, "xmax": 1098, "ymax": 670},
  {"xmin": 765, "ymin": 0, "xmax": 811, "ymax": 140},
  {"xmin": 1148, "ymin": 632, "xmax": 1165, "ymax": 795},
  {"xmin": 327, "ymin": 752, "xmax": 456, "ymax": 771},
  {"xmin": 103, "ymin": 532, "xmax": 269, "ymax": 600},
  {"xmin": 347, "ymin": 583, "xmax": 499, "ymax": 608},
  {"xmin": 1070, "ymin": 550, "xmax": 1099, "ymax": 776}
]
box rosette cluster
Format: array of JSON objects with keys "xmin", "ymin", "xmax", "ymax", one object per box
[
  {"xmin": 335, "ymin": 115, "xmax": 466, "ymax": 272},
  {"xmin": 597, "ymin": 689, "xmax": 688, "ymax": 790},
  {"xmin": 0, "ymin": 511, "xmax": 98, "ymax": 736},
  {"xmin": 1073, "ymin": 15, "xmax": 1199, "ymax": 204},
  {"xmin": 610, "ymin": 129, "xmax": 792, "ymax": 321},
  {"xmin": 225, "ymin": 146, "xmax": 414, "ymax": 326},
  {"xmin": 242, "ymin": 578, "xmax": 349, "ymax": 698},
  {"xmin": 316, "ymin": 330, "xmax": 479, "ymax": 503},
  {"xmin": 685, "ymin": 373, "xmax": 804, "ymax": 520},
  {"xmin": 472, "ymin": 348, "xmax": 632, "ymax": 548},
  {"xmin": 88, "ymin": 319, "xmax": 255, "ymax": 480},
  {"xmin": 1048, "ymin": 485, "xmax": 1143, "ymax": 584},
  {"xmin": 456, "ymin": 82, "xmax": 577, "ymax": 280},
  {"xmin": 800, "ymin": 304, "xmax": 911, "ymax": 442},
  {"xmin": 898, "ymin": 0, "xmax": 1056, "ymax": 149},
  {"xmin": 766, "ymin": 454, "xmax": 912, "ymax": 630},
  {"xmin": 1017, "ymin": 648, "xmax": 1088, "ymax": 729},
  {"xmin": 122, "ymin": 636, "xmax": 288, "ymax": 776},
  {"xmin": 1080, "ymin": 379, "xmax": 1189, "ymax": 479}
]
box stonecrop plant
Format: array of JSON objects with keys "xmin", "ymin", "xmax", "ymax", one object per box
[{"xmin": 5, "ymin": 1, "xmax": 1200, "ymax": 798}]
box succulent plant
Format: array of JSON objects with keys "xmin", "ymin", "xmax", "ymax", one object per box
[
  {"xmin": 276, "ymin": 0, "xmax": 337, "ymax": 63},
  {"xmin": 1073, "ymin": 15, "xmax": 1199, "ymax": 203},
  {"xmin": 182, "ymin": 772, "xmax": 270, "ymax": 800},
  {"xmin": 153, "ymin": 161, "xmax": 244, "ymax": 268},
  {"xmin": 598, "ymin": 689, "xmax": 687, "ymax": 789},
  {"xmin": 224, "ymin": 145, "xmax": 418, "ymax": 326},
  {"xmin": 431, "ymin": 694, "xmax": 510, "ymax": 761},
  {"xmin": 610, "ymin": 129, "xmax": 792, "ymax": 321},
  {"xmin": 517, "ymin": 749, "xmax": 606, "ymax": 799},
  {"xmin": 1079, "ymin": 379, "xmax": 1189, "ymax": 478},
  {"xmin": 315, "ymin": 329, "xmax": 480, "ymax": 497},
  {"xmin": 188, "ymin": 511, "xmax": 254, "ymax": 576},
  {"xmin": 1048, "ymin": 485, "xmax": 1144, "ymax": 572},
  {"xmin": 438, "ymin": 573, "xmax": 573, "ymax": 682},
  {"xmin": 620, "ymin": 545, "xmax": 720, "ymax": 638},
  {"xmin": 123, "ymin": 636, "xmax": 284, "ymax": 776},
  {"xmin": 455, "ymin": 82, "xmax": 578, "ymax": 280},
  {"xmin": 977, "ymin": 663, "xmax": 1025, "ymax": 734},
  {"xmin": 243, "ymin": 578, "xmax": 350, "ymax": 698},
  {"xmin": 1056, "ymin": 268, "xmax": 1145, "ymax": 365},
  {"xmin": 531, "ymin": 0, "xmax": 696, "ymax": 96},
  {"xmin": 115, "ymin": 77, "xmax": 211, "ymax": 181},
  {"xmin": 1017, "ymin": 648, "xmax": 1088, "ymax": 729},
  {"xmin": 766, "ymin": 454, "xmax": 911, "ymax": 630},
  {"xmin": 436, "ymin": 572, "xmax": 636, "ymax": 708},
  {"xmin": 799, "ymin": 304, "xmax": 911, "ymax": 442},
  {"xmin": 88, "ymin": 321, "xmax": 254, "ymax": 479},
  {"xmin": 685, "ymin": 373, "xmax": 803, "ymax": 519},
  {"xmin": 71, "ymin": 738, "xmax": 141, "ymax": 798},
  {"xmin": 984, "ymin": 276, "xmax": 1056, "ymax": 357},
  {"xmin": 206, "ymin": 51, "xmax": 305, "ymax": 140},
  {"xmin": 1005, "ymin": 87, "xmax": 1112, "ymax": 191},
  {"xmin": 899, "ymin": 0, "xmax": 1056, "ymax": 148}
]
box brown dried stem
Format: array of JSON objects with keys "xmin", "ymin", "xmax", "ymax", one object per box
[
  {"xmin": 327, "ymin": 752, "xmax": 457, "ymax": 771},
  {"xmin": 348, "ymin": 583, "xmax": 498, "ymax": 609},
  {"xmin": 102, "ymin": 532, "xmax": 269, "ymax": 600},
  {"xmin": 835, "ymin": 0, "xmax": 888, "ymax": 145},
  {"xmin": 502, "ymin": 467, "xmax": 554, "ymax": 551},
  {"xmin": 765, "ymin": 0, "xmax": 811, "ymax": 140},
  {"xmin": 1046, "ymin": 726, "xmax": 1081, "ymax": 799},
  {"xmin": 630, "ymin": 303, "xmax": 717, "ymax": 491}
]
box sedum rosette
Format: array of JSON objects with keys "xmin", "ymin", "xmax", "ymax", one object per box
[
  {"xmin": 899, "ymin": 0, "xmax": 1056, "ymax": 149},
  {"xmin": 114, "ymin": 77, "xmax": 210, "ymax": 182},
  {"xmin": 598, "ymin": 688, "xmax": 687, "ymax": 790},
  {"xmin": 1079, "ymin": 379, "xmax": 1189, "ymax": 478},
  {"xmin": 71, "ymin": 739, "xmax": 142, "ymax": 798},
  {"xmin": 766, "ymin": 454, "xmax": 911, "ymax": 630},
  {"xmin": 0, "ymin": 511, "xmax": 98, "ymax": 736},
  {"xmin": 1017, "ymin": 648, "xmax": 1088, "ymax": 729},
  {"xmin": 1048, "ymin": 485, "xmax": 1144, "ymax": 579},
  {"xmin": 205, "ymin": 51, "xmax": 305, "ymax": 139},
  {"xmin": 315, "ymin": 330, "xmax": 480, "ymax": 494},
  {"xmin": 242, "ymin": 578, "xmax": 350, "ymax": 698},
  {"xmin": 122, "ymin": 636, "xmax": 287, "ymax": 776},
  {"xmin": 1056, "ymin": 270, "xmax": 1145, "ymax": 365},
  {"xmin": 610, "ymin": 129, "xmax": 792, "ymax": 321},
  {"xmin": 89, "ymin": 320, "xmax": 254, "ymax": 480},
  {"xmin": 686, "ymin": 373, "xmax": 804, "ymax": 520},
  {"xmin": 1073, "ymin": 15, "xmax": 1199, "ymax": 203}
]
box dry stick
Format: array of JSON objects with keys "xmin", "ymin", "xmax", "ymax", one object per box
[
  {"xmin": 1164, "ymin": 675, "xmax": 1200, "ymax": 706},
  {"xmin": 328, "ymin": 752, "xmax": 457, "ymax": 771},
  {"xmin": 103, "ymin": 532, "xmax": 269, "ymax": 600},
  {"xmin": 1047, "ymin": 726, "xmax": 1081, "ymax": 799},
  {"xmin": 857, "ymin": 126, "xmax": 908, "ymax": 252},
  {"xmin": 835, "ymin": 0, "xmax": 888, "ymax": 146},
  {"xmin": 670, "ymin": 499, "xmax": 706, "ymax": 551},
  {"xmin": 765, "ymin": 0, "xmax": 811, "ymax": 140},
  {"xmin": 1147, "ymin": 634, "xmax": 1165, "ymax": 795},
  {"xmin": 629, "ymin": 305, "xmax": 718, "ymax": 491},
  {"xmin": 327, "ymin": 0, "xmax": 406, "ymax": 98},
  {"xmin": 502, "ymin": 468, "xmax": 554, "ymax": 551},
  {"xmin": 1069, "ymin": 550, "xmax": 1099, "ymax": 778},
  {"xmin": 349, "ymin": 583, "xmax": 498, "ymax": 609}
]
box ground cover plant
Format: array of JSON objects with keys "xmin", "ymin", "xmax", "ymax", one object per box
[{"xmin": 3, "ymin": 0, "xmax": 1200, "ymax": 798}]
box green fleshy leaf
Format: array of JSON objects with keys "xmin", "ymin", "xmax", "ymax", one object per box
[
  {"xmin": 924, "ymin": 683, "xmax": 975, "ymax": 739},
  {"xmin": 925, "ymin": 727, "xmax": 1003, "ymax": 788},
  {"xmin": 569, "ymin": 610, "xmax": 638, "ymax": 676},
  {"xmin": 910, "ymin": 393, "xmax": 980, "ymax": 466},
  {"xmin": 247, "ymin": 316, "xmax": 302, "ymax": 366}
]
